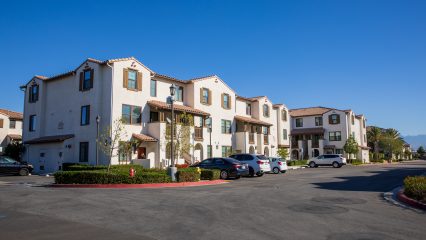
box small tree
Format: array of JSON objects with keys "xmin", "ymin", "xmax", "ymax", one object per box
[
  {"xmin": 417, "ymin": 146, "xmax": 425, "ymax": 157},
  {"xmin": 98, "ymin": 118, "xmax": 129, "ymax": 171},
  {"xmin": 4, "ymin": 142, "xmax": 24, "ymax": 161},
  {"xmin": 344, "ymin": 135, "xmax": 359, "ymax": 163},
  {"xmin": 277, "ymin": 148, "xmax": 289, "ymax": 160},
  {"xmin": 164, "ymin": 113, "xmax": 194, "ymax": 165}
]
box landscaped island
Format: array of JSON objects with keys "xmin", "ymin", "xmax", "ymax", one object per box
[{"xmin": 54, "ymin": 164, "xmax": 220, "ymax": 184}]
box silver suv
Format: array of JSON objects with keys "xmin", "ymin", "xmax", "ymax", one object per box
[
  {"xmin": 308, "ymin": 154, "xmax": 347, "ymax": 168},
  {"xmin": 229, "ymin": 154, "xmax": 271, "ymax": 177}
]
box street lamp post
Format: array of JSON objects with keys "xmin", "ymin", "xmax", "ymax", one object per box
[
  {"xmin": 96, "ymin": 115, "xmax": 100, "ymax": 166},
  {"xmin": 168, "ymin": 84, "xmax": 177, "ymax": 181}
]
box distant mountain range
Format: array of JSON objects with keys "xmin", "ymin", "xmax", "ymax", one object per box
[{"xmin": 403, "ymin": 135, "xmax": 426, "ymax": 150}]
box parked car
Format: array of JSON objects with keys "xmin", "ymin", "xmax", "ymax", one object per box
[
  {"xmin": 229, "ymin": 154, "xmax": 271, "ymax": 177},
  {"xmin": 0, "ymin": 156, "xmax": 33, "ymax": 176},
  {"xmin": 192, "ymin": 157, "xmax": 249, "ymax": 179},
  {"xmin": 268, "ymin": 157, "xmax": 288, "ymax": 174},
  {"xmin": 308, "ymin": 154, "xmax": 347, "ymax": 168}
]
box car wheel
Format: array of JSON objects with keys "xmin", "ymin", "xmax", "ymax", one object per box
[
  {"xmin": 256, "ymin": 172, "xmax": 264, "ymax": 177},
  {"xmin": 309, "ymin": 161, "xmax": 316, "ymax": 168},
  {"xmin": 249, "ymin": 167, "xmax": 255, "ymax": 177},
  {"xmin": 332, "ymin": 162, "xmax": 340, "ymax": 168},
  {"xmin": 220, "ymin": 170, "xmax": 228, "ymax": 179},
  {"xmin": 273, "ymin": 167, "xmax": 280, "ymax": 174},
  {"xmin": 18, "ymin": 168, "xmax": 29, "ymax": 176}
]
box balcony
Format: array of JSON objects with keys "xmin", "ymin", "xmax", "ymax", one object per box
[
  {"xmin": 264, "ymin": 135, "xmax": 269, "ymax": 145},
  {"xmin": 249, "ymin": 133, "xmax": 255, "ymax": 144},
  {"xmin": 194, "ymin": 127, "xmax": 203, "ymax": 141},
  {"xmin": 312, "ymin": 141, "xmax": 319, "ymax": 148},
  {"xmin": 291, "ymin": 140, "xmax": 299, "ymax": 148}
]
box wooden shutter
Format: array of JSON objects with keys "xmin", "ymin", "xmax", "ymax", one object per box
[
  {"xmin": 208, "ymin": 89, "xmax": 212, "ymax": 105},
  {"xmin": 328, "ymin": 115, "xmax": 332, "ymax": 124},
  {"xmin": 336, "ymin": 114, "xmax": 340, "ymax": 124},
  {"xmin": 90, "ymin": 69, "xmax": 94, "ymax": 89},
  {"xmin": 34, "ymin": 86, "xmax": 38, "ymax": 101},
  {"xmin": 221, "ymin": 93, "xmax": 224, "ymax": 108},
  {"xmin": 137, "ymin": 71, "xmax": 142, "ymax": 91},
  {"xmin": 79, "ymin": 72, "xmax": 83, "ymax": 91},
  {"xmin": 0, "ymin": 119, "xmax": 3, "ymax": 128},
  {"xmin": 200, "ymin": 88, "xmax": 203, "ymax": 104},
  {"xmin": 28, "ymin": 87, "xmax": 32, "ymax": 102},
  {"xmin": 123, "ymin": 69, "xmax": 129, "ymax": 89},
  {"xmin": 229, "ymin": 95, "xmax": 232, "ymax": 109}
]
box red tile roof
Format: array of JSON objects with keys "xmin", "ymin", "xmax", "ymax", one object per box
[
  {"xmin": 147, "ymin": 100, "xmax": 210, "ymax": 116},
  {"xmin": 24, "ymin": 134, "xmax": 74, "ymax": 144},
  {"xmin": 0, "ymin": 109, "xmax": 23, "ymax": 120},
  {"xmin": 7, "ymin": 134, "xmax": 22, "ymax": 140},
  {"xmin": 132, "ymin": 133, "xmax": 157, "ymax": 142},
  {"xmin": 289, "ymin": 107, "xmax": 333, "ymax": 117},
  {"xmin": 234, "ymin": 115, "xmax": 272, "ymax": 126}
]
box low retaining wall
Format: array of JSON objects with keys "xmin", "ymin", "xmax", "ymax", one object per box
[{"xmin": 50, "ymin": 180, "xmax": 228, "ymax": 189}]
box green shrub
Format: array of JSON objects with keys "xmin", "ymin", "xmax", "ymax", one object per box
[
  {"xmin": 200, "ymin": 169, "xmax": 220, "ymax": 180},
  {"xmin": 176, "ymin": 168, "xmax": 200, "ymax": 182},
  {"xmin": 404, "ymin": 176, "xmax": 426, "ymax": 203},
  {"xmin": 54, "ymin": 171, "xmax": 171, "ymax": 184},
  {"xmin": 288, "ymin": 160, "xmax": 308, "ymax": 166},
  {"xmin": 63, "ymin": 164, "xmax": 107, "ymax": 171},
  {"xmin": 351, "ymin": 159, "xmax": 363, "ymax": 165},
  {"xmin": 371, "ymin": 159, "xmax": 384, "ymax": 163}
]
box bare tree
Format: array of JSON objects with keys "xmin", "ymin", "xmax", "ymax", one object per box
[{"xmin": 98, "ymin": 118, "xmax": 129, "ymax": 171}]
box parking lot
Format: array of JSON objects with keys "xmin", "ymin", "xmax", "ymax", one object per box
[{"xmin": 1, "ymin": 161, "xmax": 425, "ymax": 240}]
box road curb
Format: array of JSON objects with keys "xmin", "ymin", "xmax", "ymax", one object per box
[
  {"xmin": 397, "ymin": 189, "xmax": 426, "ymax": 210},
  {"xmin": 383, "ymin": 186, "xmax": 425, "ymax": 213},
  {"xmin": 50, "ymin": 180, "xmax": 229, "ymax": 189}
]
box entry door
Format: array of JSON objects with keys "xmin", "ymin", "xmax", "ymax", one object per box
[{"xmin": 137, "ymin": 147, "xmax": 146, "ymax": 159}]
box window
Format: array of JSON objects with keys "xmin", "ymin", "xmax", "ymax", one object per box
[
  {"xmin": 262, "ymin": 126, "xmax": 269, "ymax": 135},
  {"xmin": 198, "ymin": 116, "xmax": 204, "ymax": 127},
  {"xmin": 283, "ymin": 129, "xmax": 288, "ymax": 140},
  {"xmin": 222, "ymin": 146, "xmax": 232, "ymax": 157},
  {"xmin": 329, "ymin": 131, "xmax": 342, "ymax": 141},
  {"xmin": 80, "ymin": 105, "xmax": 90, "ymax": 126},
  {"xmin": 79, "ymin": 142, "xmax": 89, "ymax": 162},
  {"xmin": 201, "ymin": 88, "xmax": 210, "ymax": 105},
  {"xmin": 296, "ymin": 118, "xmax": 303, "ymax": 127},
  {"xmin": 329, "ymin": 114, "xmax": 340, "ymax": 124},
  {"xmin": 0, "ymin": 119, "xmax": 3, "ymax": 128},
  {"xmin": 263, "ymin": 104, "xmax": 269, "ymax": 117},
  {"xmin": 221, "ymin": 119, "xmax": 232, "ymax": 134},
  {"xmin": 282, "ymin": 109, "xmax": 287, "ymax": 121},
  {"xmin": 122, "ymin": 104, "xmax": 142, "ymax": 125},
  {"xmin": 9, "ymin": 120, "xmax": 16, "ymax": 129},
  {"xmin": 80, "ymin": 69, "xmax": 93, "ymax": 91},
  {"xmin": 150, "ymin": 111, "xmax": 159, "ymax": 122},
  {"xmin": 352, "ymin": 131, "xmax": 355, "ymax": 137},
  {"xmin": 222, "ymin": 93, "xmax": 231, "ymax": 109},
  {"xmin": 207, "ymin": 145, "xmax": 212, "ymax": 158},
  {"xmin": 335, "ymin": 149, "xmax": 344, "ymax": 155},
  {"xmin": 246, "ymin": 103, "xmax": 252, "ymax": 115},
  {"xmin": 176, "ymin": 86, "xmax": 183, "ymax": 102},
  {"xmin": 29, "ymin": 84, "xmax": 39, "ymax": 103},
  {"xmin": 128, "ymin": 70, "xmax": 137, "ymax": 90},
  {"xmin": 351, "ymin": 115, "xmax": 355, "ymax": 125},
  {"xmin": 315, "ymin": 117, "xmax": 323, "ymax": 126},
  {"xmin": 150, "ymin": 80, "xmax": 157, "ymax": 97},
  {"xmin": 118, "ymin": 141, "xmax": 129, "ymax": 163},
  {"xmin": 29, "ymin": 115, "xmax": 36, "ymax": 132}
]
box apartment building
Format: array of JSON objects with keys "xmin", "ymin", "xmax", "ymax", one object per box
[
  {"xmin": 0, "ymin": 109, "xmax": 23, "ymax": 153},
  {"xmin": 21, "ymin": 57, "xmax": 291, "ymax": 173},
  {"xmin": 289, "ymin": 107, "xmax": 369, "ymax": 162}
]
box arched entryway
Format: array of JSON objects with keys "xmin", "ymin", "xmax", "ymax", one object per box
[
  {"xmin": 264, "ymin": 147, "xmax": 270, "ymax": 156},
  {"xmin": 249, "ymin": 146, "xmax": 255, "ymax": 154},
  {"xmin": 292, "ymin": 150, "xmax": 299, "ymax": 160},
  {"xmin": 194, "ymin": 143, "xmax": 203, "ymax": 163}
]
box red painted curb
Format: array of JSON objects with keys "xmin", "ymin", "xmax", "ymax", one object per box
[
  {"xmin": 397, "ymin": 190, "xmax": 426, "ymax": 210},
  {"xmin": 50, "ymin": 180, "xmax": 228, "ymax": 189}
]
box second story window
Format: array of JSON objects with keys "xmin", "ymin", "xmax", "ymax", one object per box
[
  {"xmin": 29, "ymin": 84, "xmax": 39, "ymax": 103},
  {"xmin": 329, "ymin": 131, "xmax": 342, "ymax": 141},
  {"xmin": 296, "ymin": 118, "xmax": 303, "ymax": 127},
  {"xmin": 128, "ymin": 70, "xmax": 137, "ymax": 89},
  {"xmin": 200, "ymin": 88, "xmax": 211, "ymax": 105},
  {"xmin": 329, "ymin": 114, "xmax": 340, "ymax": 124},
  {"xmin": 263, "ymin": 104, "xmax": 269, "ymax": 117},
  {"xmin": 222, "ymin": 93, "xmax": 231, "ymax": 109},
  {"xmin": 150, "ymin": 80, "xmax": 157, "ymax": 97},
  {"xmin": 221, "ymin": 119, "xmax": 231, "ymax": 134},
  {"xmin": 29, "ymin": 115, "xmax": 36, "ymax": 132},
  {"xmin": 282, "ymin": 109, "xmax": 287, "ymax": 121},
  {"xmin": 176, "ymin": 86, "xmax": 183, "ymax": 102},
  {"xmin": 79, "ymin": 69, "xmax": 94, "ymax": 91},
  {"xmin": 246, "ymin": 103, "xmax": 252, "ymax": 115},
  {"xmin": 122, "ymin": 104, "xmax": 142, "ymax": 125},
  {"xmin": 315, "ymin": 116, "xmax": 323, "ymax": 126},
  {"xmin": 283, "ymin": 129, "xmax": 288, "ymax": 140},
  {"xmin": 123, "ymin": 69, "xmax": 142, "ymax": 91},
  {"xmin": 80, "ymin": 105, "xmax": 90, "ymax": 126},
  {"xmin": 9, "ymin": 120, "xmax": 16, "ymax": 129}
]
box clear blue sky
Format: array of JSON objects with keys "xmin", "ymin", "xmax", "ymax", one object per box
[{"xmin": 0, "ymin": 0, "xmax": 425, "ymax": 135}]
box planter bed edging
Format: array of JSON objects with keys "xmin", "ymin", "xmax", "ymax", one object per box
[
  {"xmin": 50, "ymin": 180, "xmax": 228, "ymax": 189},
  {"xmin": 397, "ymin": 189, "xmax": 426, "ymax": 210}
]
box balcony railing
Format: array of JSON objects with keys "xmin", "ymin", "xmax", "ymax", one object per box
[
  {"xmin": 249, "ymin": 133, "xmax": 255, "ymax": 144},
  {"xmin": 194, "ymin": 127, "xmax": 203, "ymax": 140},
  {"xmin": 264, "ymin": 135, "xmax": 269, "ymax": 145}
]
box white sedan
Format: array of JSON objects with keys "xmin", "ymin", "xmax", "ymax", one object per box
[{"xmin": 268, "ymin": 157, "xmax": 288, "ymax": 174}]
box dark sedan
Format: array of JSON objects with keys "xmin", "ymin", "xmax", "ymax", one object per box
[
  {"xmin": 0, "ymin": 156, "xmax": 33, "ymax": 176},
  {"xmin": 192, "ymin": 157, "xmax": 250, "ymax": 179}
]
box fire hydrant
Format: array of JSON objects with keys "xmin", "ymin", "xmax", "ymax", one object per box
[{"xmin": 129, "ymin": 167, "xmax": 135, "ymax": 177}]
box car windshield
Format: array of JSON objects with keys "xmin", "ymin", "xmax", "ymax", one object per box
[
  {"xmin": 256, "ymin": 155, "xmax": 269, "ymax": 160},
  {"xmin": 0, "ymin": 157, "xmax": 17, "ymax": 164},
  {"xmin": 223, "ymin": 158, "xmax": 240, "ymax": 164}
]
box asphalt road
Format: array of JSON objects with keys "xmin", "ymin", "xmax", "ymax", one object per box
[{"xmin": 0, "ymin": 161, "xmax": 425, "ymax": 240}]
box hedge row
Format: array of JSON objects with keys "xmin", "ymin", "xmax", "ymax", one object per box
[
  {"xmin": 177, "ymin": 168, "xmax": 200, "ymax": 182},
  {"xmin": 200, "ymin": 169, "xmax": 220, "ymax": 180},
  {"xmin": 404, "ymin": 176, "xmax": 426, "ymax": 203},
  {"xmin": 351, "ymin": 159, "xmax": 363, "ymax": 165},
  {"xmin": 288, "ymin": 160, "xmax": 308, "ymax": 166},
  {"xmin": 54, "ymin": 171, "xmax": 171, "ymax": 184}
]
